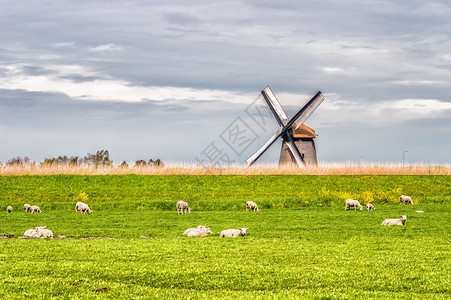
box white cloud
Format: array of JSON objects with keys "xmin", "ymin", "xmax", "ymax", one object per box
[
  {"xmin": 385, "ymin": 80, "xmax": 447, "ymax": 86},
  {"xmin": 414, "ymin": 2, "xmax": 451, "ymax": 15},
  {"xmin": 52, "ymin": 42, "xmax": 75, "ymax": 48},
  {"xmin": 0, "ymin": 63, "xmax": 254, "ymax": 103},
  {"xmin": 321, "ymin": 67, "xmax": 345, "ymax": 74},
  {"xmin": 317, "ymin": 94, "xmax": 451, "ymax": 127},
  {"xmin": 377, "ymin": 98, "xmax": 451, "ymax": 115},
  {"xmin": 89, "ymin": 43, "xmax": 123, "ymax": 52}
]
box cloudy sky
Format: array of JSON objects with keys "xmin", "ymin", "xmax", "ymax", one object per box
[{"xmin": 1, "ymin": 0, "xmax": 450, "ymax": 166}]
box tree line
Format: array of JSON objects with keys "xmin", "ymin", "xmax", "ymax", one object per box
[{"xmin": 0, "ymin": 150, "xmax": 164, "ymax": 168}]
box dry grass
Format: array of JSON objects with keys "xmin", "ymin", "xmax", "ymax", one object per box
[{"xmin": 0, "ymin": 162, "xmax": 449, "ymax": 176}]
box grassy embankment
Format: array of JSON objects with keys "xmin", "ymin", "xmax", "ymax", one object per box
[
  {"xmin": 1, "ymin": 175, "xmax": 450, "ymax": 211},
  {"xmin": 0, "ymin": 175, "xmax": 450, "ymax": 299}
]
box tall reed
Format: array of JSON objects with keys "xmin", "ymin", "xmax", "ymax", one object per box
[{"xmin": 0, "ymin": 162, "xmax": 449, "ymax": 175}]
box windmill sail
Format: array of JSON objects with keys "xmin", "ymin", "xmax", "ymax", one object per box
[
  {"xmin": 246, "ymin": 128, "xmax": 283, "ymax": 166},
  {"xmin": 285, "ymin": 134, "xmax": 306, "ymax": 167},
  {"xmin": 261, "ymin": 86, "xmax": 288, "ymax": 127},
  {"xmin": 286, "ymin": 91, "xmax": 324, "ymax": 130}
]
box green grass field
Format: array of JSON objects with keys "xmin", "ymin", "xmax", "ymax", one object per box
[{"xmin": 0, "ymin": 175, "xmax": 450, "ymax": 299}]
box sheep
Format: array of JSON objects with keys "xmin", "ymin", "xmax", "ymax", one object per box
[
  {"xmin": 183, "ymin": 225, "xmax": 207, "ymax": 236},
  {"xmin": 366, "ymin": 203, "xmax": 375, "ymax": 212},
  {"xmin": 381, "ymin": 215, "xmax": 408, "ymax": 226},
  {"xmin": 186, "ymin": 228, "xmax": 213, "ymax": 237},
  {"xmin": 23, "ymin": 204, "xmax": 31, "ymax": 213},
  {"xmin": 23, "ymin": 227, "xmax": 53, "ymax": 238},
  {"xmin": 35, "ymin": 226, "xmax": 53, "ymax": 238},
  {"xmin": 75, "ymin": 202, "xmax": 92, "ymax": 214},
  {"xmin": 176, "ymin": 201, "xmax": 191, "ymax": 214},
  {"xmin": 7, "ymin": 206, "xmax": 12, "ymax": 213},
  {"xmin": 30, "ymin": 205, "xmax": 42, "ymax": 213},
  {"xmin": 23, "ymin": 229, "xmax": 37, "ymax": 238},
  {"xmin": 345, "ymin": 199, "xmax": 363, "ymax": 211},
  {"xmin": 246, "ymin": 201, "xmax": 260, "ymax": 212},
  {"xmin": 219, "ymin": 228, "xmax": 248, "ymax": 238},
  {"xmin": 400, "ymin": 195, "xmax": 414, "ymax": 205}
]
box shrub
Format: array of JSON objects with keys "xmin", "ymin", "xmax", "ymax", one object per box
[{"xmin": 76, "ymin": 191, "xmax": 89, "ymax": 203}]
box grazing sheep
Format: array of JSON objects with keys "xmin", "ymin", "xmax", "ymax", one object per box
[
  {"xmin": 246, "ymin": 201, "xmax": 260, "ymax": 212},
  {"xmin": 366, "ymin": 203, "xmax": 375, "ymax": 212},
  {"xmin": 183, "ymin": 225, "xmax": 207, "ymax": 236},
  {"xmin": 400, "ymin": 195, "xmax": 414, "ymax": 205},
  {"xmin": 187, "ymin": 228, "xmax": 213, "ymax": 237},
  {"xmin": 416, "ymin": 210, "xmax": 424, "ymax": 213},
  {"xmin": 75, "ymin": 202, "xmax": 92, "ymax": 214},
  {"xmin": 345, "ymin": 199, "xmax": 363, "ymax": 211},
  {"xmin": 220, "ymin": 228, "xmax": 248, "ymax": 238},
  {"xmin": 381, "ymin": 215, "xmax": 408, "ymax": 226},
  {"xmin": 176, "ymin": 201, "xmax": 191, "ymax": 214},
  {"xmin": 35, "ymin": 226, "xmax": 53, "ymax": 238},
  {"xmin": 23, "ymin": 229, "xmax": 37, "ymax": 239},
  {"xmin": 7, "ymin": 206, "xmax": 12, "ymax": 213},
  {"xmin": 23, "ymin": 204, "xmax": 31, "ymax": 213},
  {"xmin": 30, "ymin": 205, "xmax": 42, "ymax": 213}
]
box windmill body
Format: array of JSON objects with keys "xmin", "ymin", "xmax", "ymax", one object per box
[
  {"xmin": 246, "ymin": 86, "xmax": 324, "ymax": 168},
  {"xmin": 279, "ymin": 124, "xmax": 318, "ymax": 166}
]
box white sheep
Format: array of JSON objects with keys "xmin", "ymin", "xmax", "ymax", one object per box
[
  {"xmin": 183, "ymin": 225, "xmax": 207, "ymax": 236},
  {"xmin": 75, "ymin": 202, "xmax": 92, "ymax": 214},
  {"xmin": 345, "ymin": 199, "xmax": 363, "ymax": 211},
  {"xmin": 176, "ymin": 201, "xmax": 191, "ymax": 214},
  {"xmin": 23, "ymin": 204, "xmax": 31, "ymax": 213},
  {"xmin": 7, "ymin": 206, "xmax": 12, "ymax": 213},
  {"xmin": 23, "ymin": 229, "xmax": 37, "ymax": 238},
  {"xmin": 400, "ymin": 195, "xmax": 414, "ymax": 205},
  {"xmin": 30, "ymin": 205, "xmax": 42, "ymax": 213},
  {"xmin": 381, "ymin": 215, "xmax": 408, "ymax": 226},
  {"xmin": 219, "ymin": 228, "xmax": 248, "ymax": 238},
  {"xmin": 35, "ymin": 226, "xmax": 53, "ymax": 238},
  {"xmin": 246, "ymin": 201, "xmax": 260, "ymax": 212},
  {"xmin": 366, "ymin": 203, "xmax": 375, "ymax": 212},
  {"xmin": 187, "ymin": 228, "xmax": 213, "ymax": 237}
]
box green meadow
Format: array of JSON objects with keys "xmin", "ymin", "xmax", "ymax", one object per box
[{"xmin": 0, "ymin": 175, "xmax": 450, "ymax": 299}]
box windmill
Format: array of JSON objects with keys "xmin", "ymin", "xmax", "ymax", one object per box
[{"xmin": 246, "ymin": 86, "xmax": 325, "ymax": 167}]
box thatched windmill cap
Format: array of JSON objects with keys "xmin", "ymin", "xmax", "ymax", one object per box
[{"xmin": 291, "ymin": 124, "xmax": 316, "ymax": 138}]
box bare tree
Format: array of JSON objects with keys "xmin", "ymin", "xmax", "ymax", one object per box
[
  {"xmin": 6, "ymin": 157, "xmax": 33, "ymax": 167},
  {"xmin": 134, "ymin": 160, "xmax": 148, "ymax": 167},
  {"xmin": 83, "ymin": 150, "xmax": 113, "ymax": 167},
  {"xmin": 119, "ymin": 161, "xmax": 129, "ymax": 168},
  {"xmin": 41, "ymin": 155, "xmax": 79, "ymax": 166}
]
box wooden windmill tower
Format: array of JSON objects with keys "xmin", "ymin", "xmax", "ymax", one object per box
[
  {"xmin": 279, "ymin": 124, "xmax": 318, "ymax": 166},
  {"xmin": 246, "ymin": 86, "xmax": 324, "ymax": 167}
]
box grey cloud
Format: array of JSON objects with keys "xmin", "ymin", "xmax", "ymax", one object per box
[
  {"xmin": 0, "ymin": 1, "xmax": 450, "ymax": 164},
  {"xmin": 315, "ymin": 116, "xmax": 451, "ymax": 163},
  {"xmin": 0, "ymin": 89, "xmax": 247, "ymax": 163},
  {"xmin": 21, "ymin": 66, "xmax": 54, "ymax": 76},
  {"xmin": 2, "ymin": 1, "xmax": 447, "ymax": 96},
  {"xmin": 165, "ymin": 12, "xmax": 204, "ymax": 26},
  {"xmin": 0, "ymin": 88, "xmax": 449, "ymax": 164},
  {"xmin": 57, "ymin": 75, "xmax": 106, "ymax": 83}
]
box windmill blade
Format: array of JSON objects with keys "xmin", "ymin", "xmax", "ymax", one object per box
[
  {"xmin": 285, "ymin": 134, "xmax": 307, "ymax": 167},
  {"xmin": 286, "ymin": 91, "xmax": 324, "ymax": 130},
  {"xmin": 246, "ymin": 129, "xmax": 283, "ymax": 166},
  {"xmin": 261, "ymin": 86, "xmax": 288, "ymax": 127}
]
